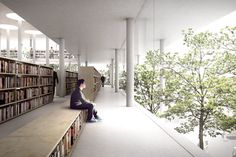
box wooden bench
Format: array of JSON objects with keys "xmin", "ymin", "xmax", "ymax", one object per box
[{"xmin": 0, "ymin": 106, "xmax": 87, "ymax": 157}]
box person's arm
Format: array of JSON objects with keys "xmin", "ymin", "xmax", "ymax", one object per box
[{"xmin": 78, "ymin": 90, "xmax": 88, "ymax": 104}]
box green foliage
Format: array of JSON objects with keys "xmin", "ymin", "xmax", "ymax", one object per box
[
  {"xmin": 119, "ymin": 70, "xmax": 127, "ymax": 90},
  {"xmin": 135, "ymin": 51, "xmax": 169, "ymax": 115},
  {"xmin": 161, "ymin": 27, "xmax": 236, "ymax": 149}
]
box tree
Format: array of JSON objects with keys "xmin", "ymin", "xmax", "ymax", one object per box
[
  {"xmin": 162, "ymin": 28, "xmax": 236, "ymax": 149},
  {"xmin": 119, "ymin": 70, "xmax": 127, "ymax": 91},
  {"xmin": 215, "ymin": 26, "xmax": 236, "ymax": 131},
  {"xmin": 134, "ymin": 50, "xmax": 175, "ymax": 115}
]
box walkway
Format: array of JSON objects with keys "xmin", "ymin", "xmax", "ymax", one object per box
[{"xmin": 71, "ymin": 86, "xmax": 210, "ymax": 157}]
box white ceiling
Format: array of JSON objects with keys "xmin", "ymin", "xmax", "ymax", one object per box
[{"xmin": 0, "ymin": 0, "xmax": 236, "ymax": 65}]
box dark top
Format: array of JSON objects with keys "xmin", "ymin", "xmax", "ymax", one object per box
[
  {"xmin": 101, "ymin": 76, "xmax": 105, "ymax": 82},
  {"xmin": 70, "ymin": 88, "xmax": 88, "ymax": 108},
  {"xmin": 53, "ymin": 71, "xmax": 59, "ymax": 86}
]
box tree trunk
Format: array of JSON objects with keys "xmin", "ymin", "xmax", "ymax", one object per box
[{"xmin": 199, "ymin": 112, "xmax": 204, "ymax": 149}]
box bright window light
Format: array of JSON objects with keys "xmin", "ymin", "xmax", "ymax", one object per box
[
  {"xmin": 0, "ymin": 24, "xmax": 18, "ymax": 30},
  {"xmin": 166, "ymin": 10, "xmax": 236, "ymax": 52},
  {"xmin": 6, "ymin": 13, "xmax": 25, "ymax": 21},
  {"xmin": 24, "ymin": 30, "xmax": 43, "ymax": 35}
]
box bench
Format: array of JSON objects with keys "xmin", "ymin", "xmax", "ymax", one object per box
[{"xmin": 0, "ymin": 106, "xmax": 87, "ymax": 157}]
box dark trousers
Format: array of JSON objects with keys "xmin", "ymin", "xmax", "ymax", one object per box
[
  {"xmin": 71, "ymin": 103, "xmax": 97, "ymax": 121},
  {"xmin": 52, "ymin": 84, "xmax": 56, "ymax": 101}
]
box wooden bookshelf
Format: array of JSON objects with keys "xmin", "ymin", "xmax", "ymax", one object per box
[
  {"xmin": 79, "ymin": 66, "xmax": 101, "ymax": 101},
  {"xmin": 66, "ymin": 71, "xmax": 78, "ymax": 95},
  {"xmin": 0, "ymin": 106, "xmax": 87, "ymax": 157},
  {"xmin": 49, "ymin": 111, "xmax": 87, "ymax": 157},
  {"xmin": 0, "ymin": 56, "xmax": 53, "ymax": 124}
]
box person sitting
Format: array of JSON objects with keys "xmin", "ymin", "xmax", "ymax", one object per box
[{"xmin": 70, "ymin": 79, "xmax": 101, "ymax": 122}]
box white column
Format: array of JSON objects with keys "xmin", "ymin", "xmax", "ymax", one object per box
[
  {"xmin": 58, "ymin": 38, "xmax": 66, "ymax": 97},
  {"xmin": 6, "ymin": 29, "xmax": 10, "ymax": 58},
  {"xmin": 18, "ymin": 20, "xmax": 22, "ymax": 60},
  {"xmin": 126, "ymin": 18, "xmax": 134, "ymax": 107},
  {"xmin": 115, "ymin": 49, "xmax": 119, "ymax": 92},
  {"xmin": 32, "ymin": 34, "xmax": 36, "ymax": 63},
  {"xmin": 159, "ymin": 39, "xmax": 164, "ymax": 88},
  {"xmin": 159, "ymin": 39, "xmax": 165, "ymax": 112},
  {"xmin": 45, "ymin": 36, "xmax": 49, "ymax": 66},
  {"xmin": 110, "ymin": 58, "xmax": 114, "ymax": 88}
]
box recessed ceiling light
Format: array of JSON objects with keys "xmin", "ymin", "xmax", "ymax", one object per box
[
  {"xmin": 24, "ymin": 30, "xmax": 43, "ymax": 35},
  {"xmin": 6, "ymin": 13, "xmax": 25, "ymax": 21},
  {"xmin": 0, "ymin": 24, "xmax": 18, "ymax": 30}
]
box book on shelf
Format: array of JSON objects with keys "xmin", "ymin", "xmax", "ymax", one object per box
[
  {"xmin": 0, "ymin": 60, "xmax": 15, "ymax": 73},
  {"xmin": 0, "ymin": 77, "xmax": 15, "ymax": 89},
  {"xmin": 16, "ymin": 88, "xmax": 39, "ymax": 101},
  {"xmin": 40, "ymin": 77, "xmax": 53, "ymax": 86},
  {"xmin": 0, "ymin": 57, "xmax": 54, "ymax": 124},
  {"xmin": 49, "ymin": 117, "xmax": 81, "ymax": 157},
  {"xmin": 40, "ymin": 86, "xmax": 53, "ymax": 95},
  {"xmin": 16, "ymin": 63, "xmax": 38, "ymax": 75},
  {"xmin": 40, "ymin": 67, "xmax": 53, "ymax": 76},
  {"xmin": 16, "ymin": 76, "xmax": 38, "ymax": 87},
  {"xmin": 0, "ymin": 91, "xmax": 15, "ymax": 105}
]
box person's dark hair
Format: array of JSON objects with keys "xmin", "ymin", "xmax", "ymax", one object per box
[{"xmin": 77, "ymin": 79, "xmax": 85, "ymax": 87}]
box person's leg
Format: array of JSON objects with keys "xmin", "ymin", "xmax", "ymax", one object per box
[
  {"xmin": 52, "ymin": 85, "xmax": 55, "ymax": 101},
  {"xmin": 76, "ymin": 103, "xmax": 94, "ymax": 121}
]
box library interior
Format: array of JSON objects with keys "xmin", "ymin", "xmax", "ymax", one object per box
[{"xmin": 0, "ymin": 0, "xmax": 236, "ymax": 157}]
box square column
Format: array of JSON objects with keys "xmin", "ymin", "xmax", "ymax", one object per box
[
  {"xmin": 126, "ymin": 18, "xmax": 134, "ymax": 107},
  {"xmin": 58, "ymin": 38, "xmax": 66, "ymax": 97},
  {"xmin": 32, "ymin": 34, "xmax": 36, "ymax": 63},
  {"xmin": 110, "ymin": 58, "xmax": 114, "ymax": 88},
  {"xmin": 18, "ymin": 20, "xmax": 22, "ymax": 60},
  {"xmin": 6, "ymin": 29, "xmax": 10, "ymax": 58},
  {"xmin": 45, "ymin": 36, "xmax": 49, "ymax": 66},
  {"xmin": 115, "ymin": 49, "xmax": 119, "ymax": 92}
]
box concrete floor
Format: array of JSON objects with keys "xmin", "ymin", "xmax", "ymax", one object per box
[
  {"xmin": 0, "ymin": 86, "xmax": 210, "ymax": 157},
  {"xmin": 71, "ymin": 86, "xmax": 209, "ymax": 157}
]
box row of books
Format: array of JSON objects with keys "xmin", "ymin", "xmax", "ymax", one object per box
[
  {"xmin": 0, "ymin": 91, "xmax": 15, "ymax": 105},
  {"xmin": 50, "ymin": 117, "xmax": 81, "ymax": 157},
  {"xmin": 40, "ymin": 86, "xmax": 53, "ymax": 95},
  {"xmin": 66, "ymin": 72, "xmax": 78, "ymax": 77},
  {"xmin": 0, "ymin": 77, "xmax": 15, "ymax": 89},
  {"xmin": 0, "ymin": 77, "xmax": 54, "ymax": 90},
  {"xmin": 40, "ymin": 67, "xmax": 53, "ymax": 76},
  {"xmin": 40, "ymin": 78, "xmax": 53, "ymax": 86},
  {"xmin": 0, "ymin": 60, "xmax": 15, "ymax": 73},
  {"xmin": 66, "ymin": 82, "xmax": 77, "ymax": 95},
  {"xmin": 16, "ymin": 77, "xmax": 38, "ymax": 87},
  {"xmin": 0, "ymin": 96, "xmax": 52, "ymax": 123},
  {"xmin": 66, "ymin": 77, "xmax": 78, "ymax": 84},
  {"xmin": 41, "ymin": 94, "xmax": 53, "ymax": 105},
  {"xmin": 16, "ymin": 88, "xmax": 39, "ymax": 101},
  {"xmin": 16, "ymin": 63, "xmax": 38, "ymax": 75}
]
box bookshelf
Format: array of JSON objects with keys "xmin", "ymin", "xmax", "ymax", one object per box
[
  {"xmin": 66, "ymin": 71, "xmax": 78, "ymax": 95},
  {"xmin": 0, "ymin": 56, "xmax": 53, "ymax": 124},
  {"xmin": 49, "ymin": 111, "xmax": 87, "ymax": 157},
  {"xmin": 79, "ymin": 66, "xmax": 101, "ymax": 101}
]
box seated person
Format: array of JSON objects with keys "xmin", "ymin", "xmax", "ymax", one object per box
[{"xmin": 70, "ymin": 79, "xmax": 101, "ymax": 122}]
